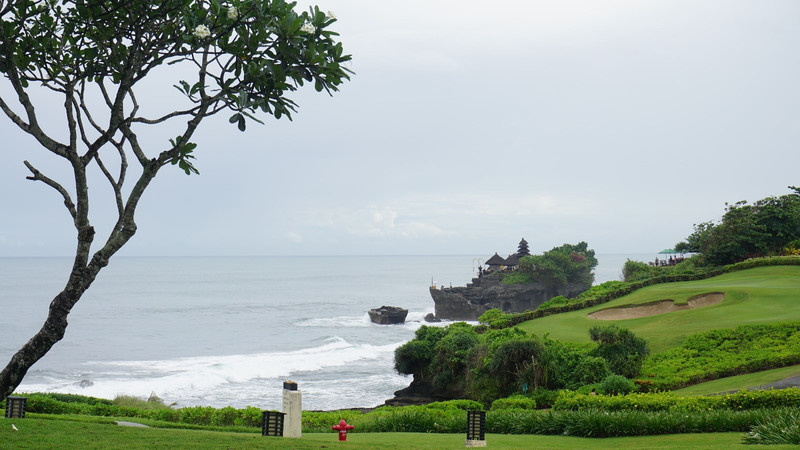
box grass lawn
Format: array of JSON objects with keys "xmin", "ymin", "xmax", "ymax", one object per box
[
  {"xmin": 674, "ymin": 364, "xmax": 800, "ymax": 396},
  {"xmin": 518, "ymin": 266, "xmax": 800, "ymax": 353},
  {"xmin": 2, "ymin": 417, "xmax": 791, "ymax": 449}
]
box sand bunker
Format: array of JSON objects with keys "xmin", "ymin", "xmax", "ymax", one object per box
[{"xmin": 588, "ymin": 292, "xmax": 724, "ymax": 320}]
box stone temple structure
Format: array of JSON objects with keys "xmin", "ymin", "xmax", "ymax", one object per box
[{"xmin": 428, "ymin": 238, "xmax": 588, "ymax": 321}]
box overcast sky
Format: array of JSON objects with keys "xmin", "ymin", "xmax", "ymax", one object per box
[{"xmin": 1, "ymin": 0, "xmax": 799, "ymax": 258}]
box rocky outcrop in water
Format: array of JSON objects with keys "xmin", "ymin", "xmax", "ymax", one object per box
[
  {"xmin": 368, "ymin": 306, "xmax": 408, "ymax": 324},
  {"xmin": 429, "ymin": 272, "xmax": 587, "ymax": 321}
]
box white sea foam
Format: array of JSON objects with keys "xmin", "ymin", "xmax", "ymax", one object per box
[
  {"xmin": 18, "ymin": 337, "xmax": 405, "ymax": 407},
  {"xmin": 294, "ymin": 314, "xmax": 372, "ymax": 328}
]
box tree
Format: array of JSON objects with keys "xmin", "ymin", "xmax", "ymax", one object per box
[
  {"xmin": 518, "ymin": 241, "xmax": 597, "ymax": 289},
  {"xmin": 674, "ymin": 188, "xmax": 800, "ymax": 265},
  {"xmin": 0, "ymin": 0, "xmax": 351, "ymax": 401},
  {"xmin": 589, "ymin": 324, "xmax": 649, "ymax": 379}
]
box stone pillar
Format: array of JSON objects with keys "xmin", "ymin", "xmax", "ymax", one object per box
[{"xmin": 282, "ymin": 381, "xmax": 302, "ymax": 438}]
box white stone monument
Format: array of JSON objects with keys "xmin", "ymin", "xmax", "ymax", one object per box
[{"xmin": 282, "ymin": 380, "xmax": 302, "ymax": 438}]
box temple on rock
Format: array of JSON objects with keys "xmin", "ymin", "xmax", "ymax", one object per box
[{"xmin": 428, "ymin": 238, "xmax": 586, "ymax": 321}]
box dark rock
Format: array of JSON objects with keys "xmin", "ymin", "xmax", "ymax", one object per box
[
  {"xmin": 384, "ymin": 377, "xmax": 461, "ymax": 407},
  {"xmin": 424, "ymin": 313, "xmax": 441, "ymax": 323},
  {"xmin": 77, "ymin": 379, "xmax": 93, "ymax": 388},
  {"xmin": 368, "ymin": 305, "xmax": 408, "ymax": 325},
  {"xmin": 430, "ymin": 272, "xmax": 588, "ymax": 321}
]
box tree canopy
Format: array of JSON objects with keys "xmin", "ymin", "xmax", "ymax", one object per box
[
  {"xmin": 0, "ymin": 0, "xmax": 351, "ymax": 401},
  {"xmin": 675, "ymin": 188, "xmax": 800, "ymax": 265},
  {"xmin": 518, "ymin": 241, "xmax": 597, "ymax": 289}
]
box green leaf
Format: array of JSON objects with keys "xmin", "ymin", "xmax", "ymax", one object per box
[{"xmin": 237, "ymin": 116, "xmax": 246, "ymax": 131}]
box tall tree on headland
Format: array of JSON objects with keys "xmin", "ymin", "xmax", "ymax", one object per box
[
  {"xmin": 674, "ymin": 187, "xmax": 800, "ymax": 265},
  {"xmin": 0, "ymin": 0, "xmax": 351, "ymax": 401}
]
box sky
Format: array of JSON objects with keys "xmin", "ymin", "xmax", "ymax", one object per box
[{"xmin": 1, "ymin": 0, "xmax": 799, "ymax": 258}]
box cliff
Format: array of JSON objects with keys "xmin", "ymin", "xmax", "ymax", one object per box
[{"xmin": 430, "ymin": 272, "xmax": 587, "ymax": 321}]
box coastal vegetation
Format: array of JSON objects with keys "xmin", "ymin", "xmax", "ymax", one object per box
[
  {"xmin": 501, "ymin": 241, "xmax": 598, "ymax": 288},
  {"xmin": 387, "ymin": 190, "xmax": 800, "ymax": 444},
  {"xmin": 8, "ymin": 191, "xmax": 800, "ymax": 446},
  {"xmin": 6, "ymin": 389, "xmax": 800, "ymax": 448},
  {"xmin": 673, "ymin": 187, "xmax": 800, "ymax": 266}
]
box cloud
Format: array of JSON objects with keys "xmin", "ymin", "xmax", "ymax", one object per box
[
  {"xmin": 285, "ymin": 232, "xmax": 304, "ymax": 243},
  {"xmin": 299, "ymin": 205, "xmax": 445, "ymax": 239}
]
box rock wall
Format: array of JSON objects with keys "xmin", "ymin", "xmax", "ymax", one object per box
[{"xmin": 430, "ymin": 273, "xmax": 587, "ymax": 321}]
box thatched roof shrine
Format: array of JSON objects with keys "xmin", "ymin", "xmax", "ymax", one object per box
[
  {"xmin": 504, "ymin": 253, "xmax": 520, "ymax": 267},
  {"xmin": 485, "ymin": 253, "xmax": 505, "ymax": 267}
]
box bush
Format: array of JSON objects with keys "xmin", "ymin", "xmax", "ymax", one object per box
[
  {"xmin": 529, "ymin": 388, "xmax": 559, "ymax": 409},
  {"xmin": 501, "ymin": 271, "xmax": 532, "ymax": 285},
  {"xmin": 599, "ymin": 374, "xmax": 635, "ymax": 395},
  {"xmin": 743, "ymin": 408, "xmax": 800, "ymax": 445},
  {"xmin": 425, "ymin": 399, "xmax": 484, "ymax": 411},
  {"xmin": 394, "ymin": 324, "xmax": 447, "ymax": 378},
  {"xmin": 589, "ymin": 324, "xmax": 649, "ymax": 379},
  {"xmin": 641, "ymin": 321, "xmax": 800, "ymax": 391},
  {"xmin": 491, "ymin": 395, "xmax": 536, "ymax": 410},
  {"xmin": 552, "ymin": 387, "xmax": 800, "ymax": 412},
  {"xmin": 518, "ymin": 242, "xmax": 597, "ymax": 290}
]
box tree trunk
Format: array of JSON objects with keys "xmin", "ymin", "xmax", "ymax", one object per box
[{"xmin": 0, "ymin": 286, "xmax": 88, "ymax": 400}]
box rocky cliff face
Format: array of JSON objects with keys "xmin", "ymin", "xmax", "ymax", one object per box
[{"xmin": 430, "ymin": 273, "xmax": 587, "ymax": 321}]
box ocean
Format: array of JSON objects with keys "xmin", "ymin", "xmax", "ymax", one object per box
[{"xmin": 0, "ymin": 253, "xmax": 653, "ymax": 411}]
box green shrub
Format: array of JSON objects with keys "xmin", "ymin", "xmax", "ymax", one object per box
[
  {"xmin": 491, "ymin": 395, "xmax": 536, "ymax": 410},
  {"xmin": 425, "ymin": 399, "xmax": 484, "ymax": 411},
  {"xmin": 622, "ymin": 259, "xmax": 655, "ymax": 282},
  {"xmin": 518, "ymin": 242, "xmax": 597, "ymax": 290},
  {"xmin": 589, "ymin": 324, "xmax": 649, "ymax": 379},
  {"xmin": 553, "ymin": 387, "xmax": 800, "ymax": 412},
  {"xmin": 394, "ymin": 324, "xmax": 447, "ymax": 378},
  {"xmin": 178, "ymin": 406, "xmax": 216, "ymax": 425},
  {"xmin": 212, "ymin": 406, "xmax": 239, "ymax": 427},
  {"xmin": 501, "ymin": 271, "xmax": 532, "ymax": 285},
  {"xmin": 482, "ymin": 407, "xmax": 791, "ymax": 437},
  {"xmin": 572, "ymin": 356, "xmax": 612, "ymax": 387},
  {"xmin": 599, "ymin": 374, "xmax": 635, "ymax": 395},
  {"xmin": 537, "ymin": 295, "xmax": 570, "ymax": 310},
  {"xmin": 431, "ymin": 324, "xmax": 480, "ymax": 389},
  {"xmin": 641, "ymin": 321, "xmax": 800, "ymax": 390},
  {"xmin": 113, "ymin": 395, "xmax": 171, "ymax": 410},
  {"xmin": 743, "ymin": 408, "xmax": 800, "ymax": 445},
  {"xmin": 529, "ymin": 388, "xmax": 559, "ymax": 409},
  {"xmin": 485, "ymin": 337, "xmax": 545, "ymax": 396}
]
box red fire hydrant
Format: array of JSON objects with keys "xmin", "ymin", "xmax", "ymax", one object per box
[{"xmin": 332, "ymin": 419, "xmax": 354, "ymax": 441}]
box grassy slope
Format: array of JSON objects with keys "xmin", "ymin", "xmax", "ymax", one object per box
[
  {"xmin": 674, "ymin": 364, "xmax": 800, "ymax": 396},
  {"xmin": 0, "ymin": 417, "xmax": 777, "ymax": 449},
  {"xmin": 518, "ymin": 266, "xmax": 800, "ymax": 354}
]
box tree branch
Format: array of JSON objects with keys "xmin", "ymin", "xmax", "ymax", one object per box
[{"xmin": 23, "ymin": 161, "xmax": 78, "ymax": 222}]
